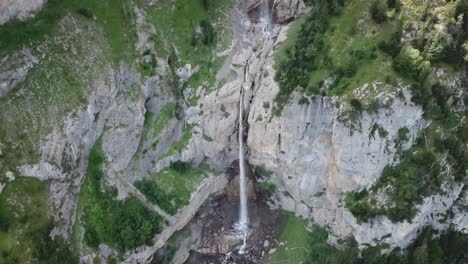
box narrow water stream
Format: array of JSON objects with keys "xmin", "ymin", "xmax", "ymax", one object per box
[{"xmin": 236, "ymin": 0, "xmax": 274, "ymax": 254}]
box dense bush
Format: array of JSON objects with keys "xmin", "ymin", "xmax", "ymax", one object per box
[
  {"xmin": 199, "ymin": 19, "xmax": 216, "ymax": 46},
  {"xmin": 170, "ymin": 160, "xmax": 191, "ymax": 173},
  {"xmin": 378, "ymin": 29, "xmax": 402, "ymax": 57},
  {"xmin": 76, "ymin": 8, "xmax": 93, "ymax": 19},
  {"xmin": 370, "ymin": 0, "xmax": 388, "ymax": 24}
]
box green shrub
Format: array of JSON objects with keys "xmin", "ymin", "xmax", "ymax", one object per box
[
  {"xmin": 170, "ymin": 160, "xmax": 191, "ymax": 173},
  {"xmin": 398, "ymin": 127, "xmax": 410, "ymax": 141},
  {"xmin": 350, "ymin": 98, "xmax": 362, "ymax": 112},
  {"xmin": 76, "ymin": 8, "xmax": 93, "ymax": 18},
  {"xmin": 255, "ymin": 166, "xmax": 273, "ymax": 178},
  {"xmin": 378, "ymin": 29, "xmax": 402, "ymax": 57},
  {"xmin": 199, "ymin": 19, "xmax": 216, "ymax": 46},
  {"xmin": 258, "ymin": 182, "xmax": 277, "ymax": 192},
  {"xmin": 369, "ymin": 0, "xmax": 388, "ymax": 24}
]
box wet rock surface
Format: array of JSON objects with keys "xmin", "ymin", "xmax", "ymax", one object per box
[{"xmin": 186, "ymin": 190, "xmax": 282, "ymax": 263}]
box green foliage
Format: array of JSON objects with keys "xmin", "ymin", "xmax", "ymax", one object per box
[
  {"xmin": 263, "ymin": 212, "xmax": 312, "ymax": 263},
  {"xmin": 32, "ymin": 223, "xmax": 79, "ymax": 264},
  {"xmin": 346, "ymin": 119, "xmax": 467, "ymax": 223},
  {"xmin": 199, "ymin": 19, "xmax": 216, "ymax": 46},
  {"xmin": 0, "ymin": 0, "xmax": 137, "ymax": 61},
  {"xmin": 274, "ymin": 0, "xmax": 402, "ymax": 110},
  {"xmin": 135, "ymin": 162, "xmax": 210, "ymax": 215},
  {"xmin": 255, "ymin": 166, "xmax": 273, "ymax": 178},
  {"xmin": 135, "ymin": 179, "xmax": 179, "ymax": 214},
  {"xmin": 394, "ymin": 47, "xmax": 431, "ymax": 82},
  {"xmin": 160, "ymin": 123, "xmax": 195, "ymax": 159},
  {"xmin": 76, "ymin": 8, "xmax": 93, "ymax": 19},
  {"xmin": 350, "ymin": 98, "xmax": 363, "ymax": 112},
  {"xmin": 202, "ymin": 133, "xmax": 214, "ymax": 142},
  {"xmin": 170, "ymin": 160, "xmax": 191, "ymax": 173},
  {"xmin": 258, "ymin": 182, "xmax": 277, "ymax": 193},
  {"xmin": 274, "ymin": 0, "xmax": 342, "ymax": 109},
  {"xmin": 370, "ymin": 0, "xmax": 388, "ymax": 24},
  {"xmin": 144, "ymin": 0, "xmax": 232, "ymax": 94},
  {"xmin": 0, "ymin": 178, "xmax": 77, "ymax": 263},
  {"xmin": 80, "ymin": 139, "xmax": 163, "ymax": 251},
  {"xmin": 378, "ymin": 28, "xmax": 402, "ymax": 57},
  {"xmin": 398, "ymin": 127, "xmax": 410, "ymax": 141}
]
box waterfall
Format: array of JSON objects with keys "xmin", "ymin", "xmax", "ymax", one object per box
[
  {"xmin": 234, "ymin": 0, "xmax": 277, "ymax": 254},
  {"xmin": 235, "ymin": 54, "xmax": 250, "ymax": 254},
  {"xmin": 260, "ymin": 0, "xmax": 272, "ymax": 38}
]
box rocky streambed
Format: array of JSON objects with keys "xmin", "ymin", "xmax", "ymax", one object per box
[{"xmin": 155, "ymin": 161, "xmax": 284, "ymax": 264}]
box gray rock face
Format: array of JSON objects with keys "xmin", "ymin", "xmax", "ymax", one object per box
[
  {"xmin": 0, "ymin": 48, "xmax": 39, "ymax": 97},
  {"xmin": 4, "ymin": 0, "xmax": 465, "ymax": 258},
  {"xmin": 0, "ymin": 0, "xmax": 45, "ymax": 25},
  {"xmin": 18, "ymin": 63, "xmax": 146, "ymax": 239},
  {"xmin": 190, "ymin": 0, "xmax": 466, "ymax": 253}
]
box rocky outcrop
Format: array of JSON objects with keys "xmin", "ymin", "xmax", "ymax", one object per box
[
  {"xmin": 0, "ymin": 48, "xmax": 39, "ymax": 97},
  {"xmin": 18, "ymin": 63, "xmax": 146, "ymax": 239},
  {"xmin": 0, "ymin": 0, "xmax": 45, "ymax": 25}
]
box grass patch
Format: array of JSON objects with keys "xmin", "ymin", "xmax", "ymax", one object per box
[
  {"xmin": 135, "ymin": 162, "xmax": 212, "ymax": 215},
  {"xmin": 263, "ymin": 212, "xmax": 335, "ymax": 264},
  {"xmin": 0, "ymin": 0, "xmax": 137, "ymax": 62}
]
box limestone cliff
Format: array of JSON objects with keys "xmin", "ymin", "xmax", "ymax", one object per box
[{"xmin": 0, "ymin": 0, "xmax": 466, "ymax": 263}]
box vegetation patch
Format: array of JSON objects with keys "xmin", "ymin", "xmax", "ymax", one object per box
[
  {"xmin": 346, "ymin": 119, "xmax": 467, "ymax": 223},
  {"xmin": 160, "ymin": 123, "xmax": 195, "ymax": 159},
  {"xmin": 0, "ymin": 178, "xmax": 77, "ymax": 263},
  {"xmin": 0, "ymin": 15, "xmax": 109, "ymax": 178},
  {"xmin": 134, "ymin": 161, "xmax": 212, "ymax": 215},
  {"xmin": 143, "ymin": 0, "xmax": 232, "ymax": 92},
  {"xmin": 274, "ymin": 0, "xmax": 403, "ymax": 113},
  {"xmin": 262, "ymin": 212, "xmax": 312, "ymax": 263},
  {"xmin": 264, "ymin": 212, "xmax": 468, "ymax": 263},
  {"xmin": 78, "ymin": 138, "xmax": 164, "ymax": 251},
  {"xmin": 144, "ymin": 103, "xmax": 176, "ymax": 141},
  {"xmin": 255, "ymin": 165, "xmax": 273, "ymax": 178},
  {"xmin": 0, "ymin": 0, "xmax": 137, "ymax": 61}
]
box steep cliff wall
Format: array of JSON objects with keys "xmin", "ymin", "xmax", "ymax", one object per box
[{"xmin": 0, "ymin": 0, "xmax": 466, "ymax": 262}]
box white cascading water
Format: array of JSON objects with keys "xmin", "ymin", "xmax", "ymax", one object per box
[
  {"xmin": 235, "ymin": 0, "xmax": 275, "ymax": 255},
  {"xmin": 237, "ymin": 85, "xmax": 248, "ymax": 254},
  {"xmin": 260, "ymin": 0, "xmax": 275, "ymax": 39}
]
